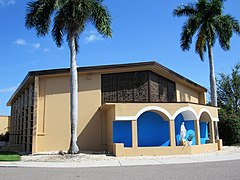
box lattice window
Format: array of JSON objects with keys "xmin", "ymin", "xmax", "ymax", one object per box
[
  {"xmin": 102, "ymin": 71, "xmax": 176, "ymax": 103},
  {"xmin": 134, "ymin": 71, "xmax": 149, "ymax": 102},
  {"xmin": 117, "ymin": 72, "xmax": 134, "ymax": 102}
]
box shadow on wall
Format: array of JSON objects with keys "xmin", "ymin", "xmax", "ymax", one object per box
[
  {"xmin": 77, "ymin": 110, "xmax": 107, "ymax": 151},
  {"xmin": 179, "ymin": 91, "xmax": 191, "ymax": 102},
  {"xmin": 137, "ymin": 112, "xmax": 170, "ymax": 147}
]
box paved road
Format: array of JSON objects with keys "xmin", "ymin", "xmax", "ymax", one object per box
[{"xmin": 0, "ymin": 160, "xmax": 239, "ymax": 180}]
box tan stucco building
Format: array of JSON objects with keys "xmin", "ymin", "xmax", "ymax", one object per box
[
  {"xmin": 7, "ymin": 61, "xmax": 222, "ymax": 156},
  {"xmin": 0, "ymin": 116, "xmax": 10, "ymax": 135}
]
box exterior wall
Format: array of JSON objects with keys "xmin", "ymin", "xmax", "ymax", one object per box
[
  {"xmin": 176, "ymin": 83, "xmax": 200, "ymax": 103},
  {"xmin": 113, "ymin": 143, "xmax": 219, "ymax": 157},
  {"xmin": 0, "ymin": 116, "xmax": 10, "ymax": 134},
  {"xmin": 9, "ymin": 83, "xmax": 35, "ymax": 152},
  {"xmin": 7, "ymin": 67, "xmax": 209, "ymax": 154},
  {"xmin": 101, "ymin": 102, "xmax": 220, "ymax": 156},
  {"xmin": 35, "ymin": 73, "xmax": 107, "ymax": 153},
  {"xmin": 112, "ymin": 103, "xmax": 218, "ymax": 120}
]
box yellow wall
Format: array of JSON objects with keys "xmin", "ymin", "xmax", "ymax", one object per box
[
  {"xmin": 113, "ymin": 143, "xmax": 219, "ymax": 157},
  {"xmin": 35, "ymin": 73, "xmax": 107, "ymax": 153},
  {"xmin": 101, "ymin": 102, "xmax": 220, "ymax": 156},
  {"xmin": 34, "ymin": 70, "xmax": 208, "ymax": 153},
  {"xmin": 176, "ymin": 83, "xmax": 200, "ymax": 103},
  {"xmin": 8, "ymin": 65, "xmax": 209, "ymax": 153},
  {"xmin": 0, "ymin": 116, "xmax": 9, "ymax": 135}
]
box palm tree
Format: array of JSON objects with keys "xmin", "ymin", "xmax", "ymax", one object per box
[
  {"xmin": 173, "ymin": 0, "xmax": 240, "ymax": 139},
  {"xmin": 25, "ymin": 0, "xmax": 112, "ymax": 154}
]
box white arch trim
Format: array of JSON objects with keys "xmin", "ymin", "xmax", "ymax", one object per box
[
  {"xmin": 198, "ymin": 108, "xmax": 219, "ymax": 121},
  {"xmin": 172, "ymin": 107, "xmax": 198, "ymax": 121},
  {"xmin": 115, "ymin": 106, "xmax": 172, "ymax": 121},
  {"xmin": 115, "ymin": 106, "xmax": 219, "ymax": 121}
]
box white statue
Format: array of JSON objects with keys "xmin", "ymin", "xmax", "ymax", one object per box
[{"xmin": 180, "ymin": 122, "xmax": 187, "ymax": 142}]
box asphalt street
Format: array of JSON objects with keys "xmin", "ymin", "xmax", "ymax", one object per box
[{"xmin": 0, "ymin": 160, "xmax": 239, "ymax": 180}]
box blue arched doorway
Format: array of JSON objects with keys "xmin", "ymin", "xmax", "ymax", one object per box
[
  {"xmin": 175, "ymin": 114, "xmax": 196, "ymax": 146},
  {"xmin": 137, "ymin": 111, "xmax": 170, "ymax": 147}
]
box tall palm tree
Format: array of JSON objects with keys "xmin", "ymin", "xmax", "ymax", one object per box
[
  {"xmin": 25, "ymin": 0, "xmax": 112, "ymax": 154},
  {"xmin": 173, "ymin": 0, "xmax": 240, "ymax": 139}
]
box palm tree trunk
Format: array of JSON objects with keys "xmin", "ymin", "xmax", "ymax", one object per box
[
  {"xmin": 68, "ymin": 35, "xmax": 79, "ymax": 154},
  {"xmin": 208, "ymin": 42, "xmax": 219, "ymax": 140}
]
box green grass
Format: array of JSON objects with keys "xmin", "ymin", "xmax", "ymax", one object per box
[{"xmin": 0, "ymin": 152, "xmax": 20, "ymax": 161}]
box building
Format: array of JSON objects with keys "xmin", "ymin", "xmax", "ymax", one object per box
[
  {"xmin": 0, "ymin": 116, "xmax": 10, "ymax": 135},
  {"xmin": 7, "ymin": 61, "xmax": 222, "ymax": 156}
]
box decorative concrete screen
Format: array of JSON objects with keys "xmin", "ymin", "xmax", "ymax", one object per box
[
  {"xmin": 137, "ymin": 112, "xmax": 170, "ymax": 147},
  {"xmin": 113, "ymin": 121, "xmax": 132, "ymax": 147},
  {"xmin": 102, "ymin": 71, "xmax": 176, "ymax": 103}
]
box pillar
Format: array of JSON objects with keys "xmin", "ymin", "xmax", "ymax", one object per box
[
  {"xmin": 169, "ymin": 120, "xmax": 176, "ymax": 147},
  {"xmin": 132, "ymin": 120, "xmax": 138, "ymax": 148},
  {"xmin": 194, "ymin": 120, "xmax": 201, "ymax": 145},
  {"xmin": 209, "ymin": 120, "xmax": 215, "ymax": 143}
]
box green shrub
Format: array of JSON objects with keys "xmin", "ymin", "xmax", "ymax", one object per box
[{"xmin": 219, "ymin": 116, "xmax": 240, "ymax": 145}]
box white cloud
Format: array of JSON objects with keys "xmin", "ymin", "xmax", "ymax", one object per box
[
  {"xmin": 43, "ymin": 48, "xmax": 50, "ymax": 53},
  {"xmin": 14, "ymin": 39, "xmax": 27, "ymax": 46},
  {"xmin": 32, "ymin": 43, "xmax": 41, "ymax": 49},
  {"xmin": 84, "ymin": 30, "xmax": 103, "ymax": 43},
  {"xmin": 0, "ymin": 86, "xmax": 17, "ymax": 93},
  {"xmin": 0, "ymin": 0, "xmax": 15, "ymax": 7},
  {"xmin": 13, "ymin": 39, "xmax": 42, "ymax": 50}
]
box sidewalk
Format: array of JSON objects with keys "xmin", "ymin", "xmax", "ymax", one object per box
[{"xmin": 1, "ymin": 152, "xmax": 240, "ymax": 168}]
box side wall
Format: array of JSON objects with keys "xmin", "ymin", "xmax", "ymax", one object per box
[
  {"xmin": 36, "ymin": 73, "xmax": 107, "ymax": 153},
  {"xmin": 176, "ymin": 83, "xmax": 206, "ymax": 104},
  {"xmin": 0, "ymin": 116, "xmax": 9, "ymax": 134}
]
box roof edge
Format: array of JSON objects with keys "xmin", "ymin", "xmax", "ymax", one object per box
[
  {"xmin": 6, "ymin": 61, "xmax": 207, "ymax": 105},
  {"xmin": 6, "ymin": 73, "xmax": 31, "ymax": 106}
]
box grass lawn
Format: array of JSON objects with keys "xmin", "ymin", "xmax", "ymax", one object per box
[{"xmin": 0, "ymin": 152, "xmax": 20, "ymax": 161}]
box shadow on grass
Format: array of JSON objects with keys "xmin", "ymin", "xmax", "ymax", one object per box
[{"xmin": 0, "ymin": 151, "xmax": 20, "ymax": 161}]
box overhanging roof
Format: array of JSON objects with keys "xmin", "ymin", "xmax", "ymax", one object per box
[{"xmin": 7, "ymin": 61, "xmax": 207, "ymax": 106}]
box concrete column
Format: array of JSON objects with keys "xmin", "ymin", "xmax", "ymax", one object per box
[
  {"xmin": 169, "ymin": 120, "xmax": 176, "ymax": 147},
  {"xmin": 194, "ymin": 120, "xmax": 201, "ymax": 145},
  {"xmin": 209, "ymin": 120, "xmax": 215, "ymax": 143},
  {"xmin": 132, "ymin": 120, "xmax": 138, "ymax": 148}
]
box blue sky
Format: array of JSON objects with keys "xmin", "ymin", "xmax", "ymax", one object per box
[{"xmin": 0, "ymin": 0, "xmax": 240, "ymax": 115}]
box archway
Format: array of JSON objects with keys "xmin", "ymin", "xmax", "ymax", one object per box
[
  {"xmin": 137, "ymin": 111, "xmax": 170, "ymax": 147},
  {"xmin": 199, "ymin": 111, "xmax": 213, "ymax": 144},
  {"xmin": 174, "ymin": 109, "xmax": 198, "ymax": 146}
]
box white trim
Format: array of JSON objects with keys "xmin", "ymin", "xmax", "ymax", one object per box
[
  {"xmin": 115, "ymin": 116, "xmax": 135, "ymax": 121},
  {"xmin": 198, "ymin": 108, "xmax": 212, "ymax": 119},
  {"xmin": 212, "ymin": 118, "xmax": 219, "ymax": 122},
  {"xmin": 114, "ymin": 106, "xmax": 171, "ymax": 121},
  {"xmin": 134, "ymin": 106, "xmax": 172, "ymax": 120},
  {"xmin": 114, "ymin": 106, "xmax": 219, "ymax": 122},
  {"xmin": 172, "ymin": 106, "xmax": 198, "ymax": 120}
]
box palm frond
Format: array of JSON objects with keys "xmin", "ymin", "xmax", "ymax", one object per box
[
  {"xmin": 180, "ymin": 17, "xmax": 200, "ymax": 51},
  {"xmin": 52, "ymin": 9, "xmax": 66, "ymax": 47},
  {"xmin": 90, "ymin": 0, "xmax": 112, "ymax": 37},
  {"xmin": 55, "ymin": 0, "xmax": 69, "ymax": 9},
  {"xmin": 195, "ymin": 26, "xmax": 207, "ymax": 61},
  {"xmin": 173, "ymin": 3, "xmax": 196, "ymax": 17},
  {"xmin": 25, "ymin": 0, "xmax": 55, "ymax": 36},
  {"xmin": 209, "ymin": 0, "xmax": 224, "ymax": 16}
]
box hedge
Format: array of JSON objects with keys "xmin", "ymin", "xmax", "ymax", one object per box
[{"xmin": 219, "ymin": 116, "xmax": 240, "ymax": 145}]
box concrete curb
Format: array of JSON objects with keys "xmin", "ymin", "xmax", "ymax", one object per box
[{"xmin": 1, "ymin": 153, "xmax": 240, "ymax": 168}]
